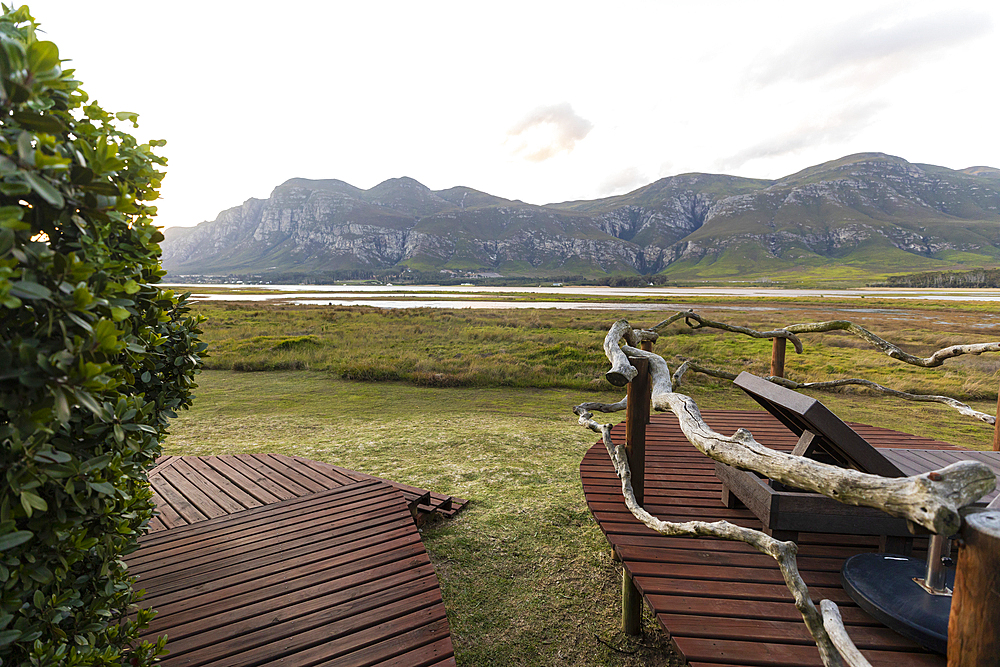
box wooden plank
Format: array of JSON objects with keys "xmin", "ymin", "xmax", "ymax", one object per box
[
  {"xmin": 212, "ymin": 454, "xmax": 299, "ymax": 500},
  {"xmin": 328, "ymin": 618, "xmax": 455, "ymax": 667},
  {"xmin": 227, "ymin": 453, "xmax": 312, "ymax": 496},
  {"xmin": 149, "ymin": 471, "xmax": 209, "ymax": 525},
  {"xmin": 674, "ymin": 636, "xmax": 944, "ymax": 667},
  {"xmin": 367, "ymin": 635, "xmax": 456, "ymax": 667},
  {"xmin": 145, "ymin": 540, "xmax": 429, "ymax": 621},
  {"xmin": 253, "ymin": 453, "xmax": 336, "ymax": 493},
  {"xmin": 155, "ymin": 465, "xmax": 230, "ymax": 520},
  {"xmin": 234, "ymin": 453, "xmax": 322, "ymax": 495},
  {"xmin": 634, "ymin": 576, "xmax": 856, "ymax": 605},
  {"xmin": 649, "ymin": 596, "xmax": 874, "ymax": 627},
  {"xmin": 286, "ymin": 454, "xmax": 359, "ymax": 486},
  {"xmin": 200, "ymin": 455, "xmax": 283, "ymax": 505},
  {"xmin": 657, "ymin": 613, "xmax": 921, "ymax": 649},
  {"xmin": 148, "ymin": 490, "xmax": 185, "ymax": 531},
  {"xmin": 168, "ymin": 457, "xmax": 249, "ymax": 515},
  {"xmin": 181, "ymin": 456, "xmax": 267, "ymax": 510},
  {"xmin": 148, "ymin": 455, "xmax": 178, "ymax": 476}
]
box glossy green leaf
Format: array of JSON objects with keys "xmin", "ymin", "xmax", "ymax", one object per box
[
  {"xmin": 33, "ymin": 448, "xmax": 71, "ymax": 464},
  {"xmin": 0, "ymin": 530, "xmax": 33, "ymax": 551},
  {"xmin": 53, "ymin": 388, "xmax": 70, "ymax": 423},
  {"xmin": 16, "ymin": 130, "xmax": 34, "ymax": 163},
  {"xmin": 0, "ymin": 154, "xmax": 16, "ymax": 175},
  {"xmin": 24, "ymin": 171, "xmax": 65, "ymax": 207},
  {"xmin": 26, "ymin": 40, "xmax": 59, "ymax": 73},
  {"xmin": 0, "ymin": 181, "xmax": 32, "ymax": 196},
  {"xmin": 86, "ymin": 481, "xmax": 115, "ymax": 496},
  {"xmin": 0, "ymin": 629, "xmax": 21, "ymax": 648},
  {"xmin": 9, "ymin": 280, "xmax": 51, "ymax": 300},
  {"xmin": 20, "ymin": 490, "xmax": 47, "ymax": 516},
  {"xmin": 115, "ymin": 111, "xmax": 139, "ymax": 126},
  {"xmin": 12, "ymin": 111, "xmax": 66, "ymax": 134},
  {"xmin": 73, "ymin": 389, "xmax": 104, "ymax": 417}
]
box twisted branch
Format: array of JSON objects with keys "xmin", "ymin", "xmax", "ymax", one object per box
[
  {"xmin": 651, "ymin": 310, "xmax": 804, "ymax": 353},
  {"xmin": 767, "ymin": 376, "xmax": 995, "ymax": 425},
  {"xmin": 654, "ymin": 309, "xmax": 1000, "ymax": 369},
  {"xmin": 575, "ymin": 407, "xmax": 845, "ymax": 666},
  {"xmin": 784, "ymin": 320, "xmax": 1000, "ymax": 367},
  {"xmin": 821, "ymin": 601, "xmax": 873, "ymax": 667},
  {"xmin": 671, "ymin": 360, "xmax": 995, "ymax": 425}
]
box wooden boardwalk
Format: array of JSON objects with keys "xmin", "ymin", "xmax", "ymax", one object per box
[
  {"xmin": 130, "ymin": 456, "xmax": 466, "ymax": 666},
  {"xmin": 579, "ymin": 409, "xmax": 991, "ymax": 667},
  {"xmin": 147, "ymin": 453, "xmax": 466, "ymax": 532}
]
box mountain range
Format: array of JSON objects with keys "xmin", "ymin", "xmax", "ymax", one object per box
[{"xmin": 159, "ymin": 153, "xmax": 1000, "ymax": 282}]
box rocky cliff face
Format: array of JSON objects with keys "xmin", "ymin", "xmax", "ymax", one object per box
[{"xmin": 161, "ymin": 153, "xmax": 1000, "ymax": 278}]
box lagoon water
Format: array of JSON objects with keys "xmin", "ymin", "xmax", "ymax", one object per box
[{"xmin": 166, "ymin": 283, "xmax": 1000, "ymax": 310}]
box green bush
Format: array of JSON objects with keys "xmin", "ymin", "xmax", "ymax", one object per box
[{"xmin": 0, "ymin": 6, "xmax": 204, "ymax": 665}]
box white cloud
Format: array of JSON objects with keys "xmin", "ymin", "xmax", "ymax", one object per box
[
  {"xmin": 598, "ymin": 167, "xmax": 650, "ymax": 197},
  {"xmin": 748, "ymin": 8, "xmax": 992, "ymax": 89},
  {"xmin": 717, "ymin": 101, "xmax": 888, "ymax": 172},
  {"xmin": 505, "ymin": 103, "xmax": 594, "ymax": 163}
]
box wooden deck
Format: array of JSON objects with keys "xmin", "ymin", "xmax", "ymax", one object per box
[
  {"xmin": 130, "ymin": 456, "xmax": 466, "ymax": 666},
  {"xmin": 579, "ymin": 409, "xmax": 992, "ymax": 667},
  {"xmin": 147, "ymin": 453, "xmax": 466, "ymax": 532}
]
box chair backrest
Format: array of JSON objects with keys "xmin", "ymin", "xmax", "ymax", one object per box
[{"xmin": 733, "ymin": 372, "xmax": 904, "ymax": 477}]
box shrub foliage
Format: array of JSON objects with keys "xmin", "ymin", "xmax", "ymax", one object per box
[{"xmin": 0, "ymin": 6, "xmax": 204, "ymax": 665}]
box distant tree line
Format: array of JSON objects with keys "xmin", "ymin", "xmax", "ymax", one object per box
[
  {"xmin": 164, "ymin": 269, "xmax": 692, "ymax": 287},
  {"xmin": 876, "ymin": 268, "xmax": 1000, "ymax": 288}
]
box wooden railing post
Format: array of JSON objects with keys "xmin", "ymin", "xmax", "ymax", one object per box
[
  {"xmin": 640, "ymin": 339, "xmax": 653, "ymax": 424},
  {"xmin": 948, "ymin": 510, "xmax": 1000, "ymax": 665},
  {"xmin": 993, "ymin": 378, "xmax": 999, "ymax": 451},
  {"xmin": 770, "ymin": 337, "xmax": 786, "ymax": 378},
  {"xmin": 622, "ymin": 356, "xmax": 650, "ymax": 635}
]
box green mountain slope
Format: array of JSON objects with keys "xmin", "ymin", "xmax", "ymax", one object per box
[{"xmin": 161, "ymin": 154, "xmax": 1000, "ymax": 282}]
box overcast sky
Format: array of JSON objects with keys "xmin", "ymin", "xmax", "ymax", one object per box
[{"xmin": 24, "ymin": 1, "xmax": 1000, "ymax": 229}]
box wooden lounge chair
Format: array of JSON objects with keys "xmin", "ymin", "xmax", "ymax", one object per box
[{"xmin": 714, "ymin": 372, "xmax": 999, "ymax": 552}]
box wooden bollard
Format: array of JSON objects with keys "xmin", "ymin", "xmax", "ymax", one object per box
[
  {"xmin": 622, "ymin": 356, "xmax": 650, "ymax": 635},
  {"xmin": 993, "ymin": 378, "xmax": 999, "ymax": 451},
  {"xmin": 640, "ymin": 339, "xmax": 653, "ymax": 424},
  {"xmin": 625, "ymin": 357, "xmax": 650, "ymax": 506},
  {"xmin": 770, "ymin": 337, "xmax": 786, "ymax": 378},
  {"xmin": 947, "ymin": 510, "xmax": 1000, "ymax": 665}
]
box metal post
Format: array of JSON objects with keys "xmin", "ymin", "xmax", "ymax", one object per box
[{"xmin": 923, "ymin": 534, "xmax": 949, "ymax": 594}]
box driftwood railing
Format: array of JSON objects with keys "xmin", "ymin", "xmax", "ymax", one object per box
[
  {"xmin": 576, "ymin": 319, "xmax": 1000, "ymax": 667},
  {"xmin": 650, "ymin": 310, "xmax": 1000, "ymax": 445}
]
